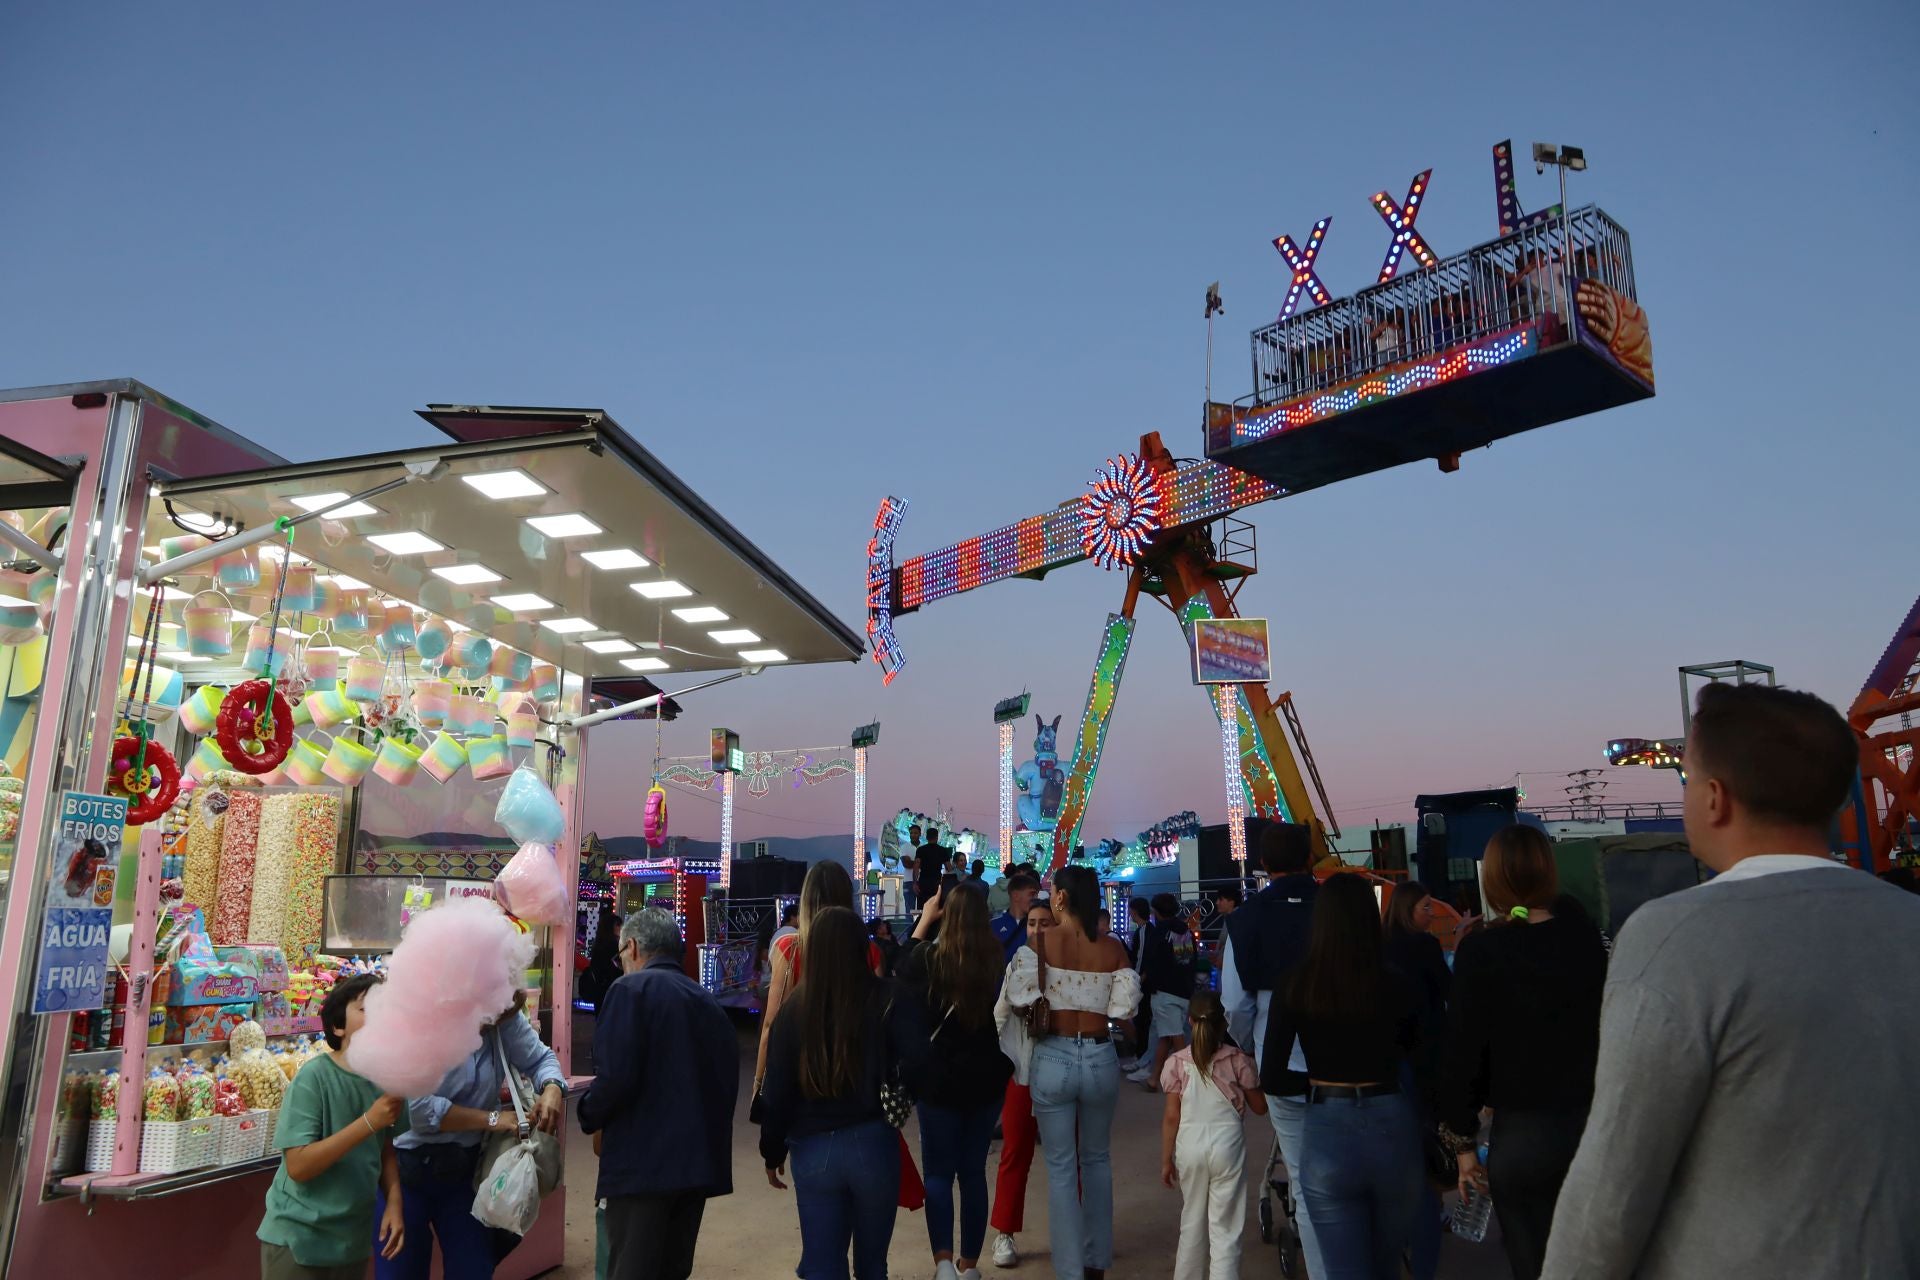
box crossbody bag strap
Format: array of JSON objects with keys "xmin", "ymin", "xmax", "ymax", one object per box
[
  {"xmin": 495, "ymin": 1027, "xmax": 529, "ymax": 1137},
  {"xmin": 1034, "ymin": 928, "xmax": 1047, "ymax": 996}
]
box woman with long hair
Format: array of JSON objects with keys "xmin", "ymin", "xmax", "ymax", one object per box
[
  {"xmin": 1382, "ymin": 882, "xmax": 1451, "ymax": 1280},
  {"xmin": 1004, "ymin": 864, "xmax": 1140, "ymax": 1280},
  {"xmin": 1263, "ymin": 873, "xmax": 1422, "ymax": 1280},
  {"xmin": 759, "ymin": 907, "xmax": 911, "ymax": 1280},
  {"xmin": 1439, "ymin": 825, "xmax": 1606, "ymax": 1280},
  {"xmin": 899, "ymin": 881, "xmax": 1015, "ymax": 1279},
  {"xmin": 754, "ymin": 860, "xmax": 881, "ymax": 1098}
]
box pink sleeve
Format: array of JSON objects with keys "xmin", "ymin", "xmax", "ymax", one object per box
[
  {"xmin": 1231, "ymin": 1048, "xmax": 1260, "ymax": 1094},
  {"xmin": 1160, "ymin": 1054, "xmax": 1188, "ymax": 1095}
]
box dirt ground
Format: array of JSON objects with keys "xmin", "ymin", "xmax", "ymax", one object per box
[{"xmin": 547, "ymin": 1016, "xmax": 1508, "ymax": 1279}]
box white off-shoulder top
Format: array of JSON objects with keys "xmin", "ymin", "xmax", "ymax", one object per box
[{"xmin": 1003, "ymin": 947, "xmax": 1142, "ymax": 1021}]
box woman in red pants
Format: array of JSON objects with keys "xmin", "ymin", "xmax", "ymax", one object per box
[{"xmin": 989, "ymin": 897, "xmax": 1056, "ymax": 1267}]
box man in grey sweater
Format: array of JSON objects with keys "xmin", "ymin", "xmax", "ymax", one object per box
[{"xmin": 1542, "ymin": 684, "xmax": 1920, "ymax": 1278}]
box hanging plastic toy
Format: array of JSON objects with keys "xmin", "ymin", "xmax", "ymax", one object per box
[
  {"xmin": 109, "ymin": 586, "xmax": 181, "ymax": 825},
  {"xmin": 643, "ymin": 784, "xmax": 669, "ymax": 848},
  {"xmin": 215, "ymin": 523, "xmax": 298, "ymax": 775}
]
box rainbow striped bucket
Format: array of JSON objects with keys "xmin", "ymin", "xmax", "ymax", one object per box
[
  {"xmin": 412, "ymin": 679, "xmax": 453, "ymax": 727},
  {"xmin": 182, "ymin": 591, "xmax": 233, "ymax": 658},
  {"xmin": 344, "ymin": 653, "xmax": 385, "ymax": 704},
  {"xmin": 334, "ymin": 590, "xmax": 370, "ymax": 634},
  {"xmin": 467, "ymin": 734, "xmax": 513, "ymax": 780},
  {"xmin": 279, "ymin": 562, "xmax": 316, "ymax": 614},
  {"xmin": 178, "ymin": 684, "xmax": 228, "ymax": 737},
  {"xmin": 213, "ymin": 545, "xmax": 259, "ymax": 590},
  {"xmin": 303, "ymin": 683, "xmax": 355, "ymax": 729},
  {"xmin": 373, "ymin": 735, "xmax": 424, "ymax": 787},
  {"xmin": 321, "ymin": 727, "xmax": 377, "ymax": 787},
  {"xmin": 416, "ymin": 618, "xmax": 452, "ymax": 663},
  {"xmin": 529, "ymin": 663, "xmax": 560, "ymax": 703},
  {"xmin": 284, "ymin": 737, "xmax": 329, "ymax": 787},
  {"xmin": 184, "ymin": 738, "xmax": 227, "ymax": 783},
  {"xmin": 452, "ymin": 694, "xmax": 492, "ymax": 738},
  {"xmin": 421, "ymin": 731, "xmax": 468, "ymax": 784}
]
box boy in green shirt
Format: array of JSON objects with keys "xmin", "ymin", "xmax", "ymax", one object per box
[{"xmin": 257, "ymin": 973, "xmax": 409, "ymax": 1280}]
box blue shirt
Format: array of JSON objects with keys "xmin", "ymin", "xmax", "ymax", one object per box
[
  {"xmin": 399, "ymin": 1010, "xmax": 565, "ymax": 1148},
  {"xmin": 990, "ymin": 911, "xmax": 1025, "ymax": 962}
]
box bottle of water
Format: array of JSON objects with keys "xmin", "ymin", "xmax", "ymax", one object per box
[{"xmin": 1453, "ymin": 1143, "xmax": 1494, "ymax": 1243}]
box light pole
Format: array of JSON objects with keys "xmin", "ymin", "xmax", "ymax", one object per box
[{"xmin": 1532, "ymin": 142, "xmax": 1587, "ymax": 311}]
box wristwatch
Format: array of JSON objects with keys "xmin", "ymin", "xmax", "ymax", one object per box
[{"xmin": 487, "ymin": 1110, "xmax": 500, "ymax": 1131}]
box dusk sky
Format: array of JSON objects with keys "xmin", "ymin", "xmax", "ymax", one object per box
[{"xmin": 3, "ymin": 5, "xmax": 1914, "ymax": 851}]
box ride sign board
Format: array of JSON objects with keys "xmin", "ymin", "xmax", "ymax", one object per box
[
  {"xmin": 33, "ymin": 791, "xmax": 129, "ymax": 1013},
  {"xmin": 1191, "ymin": 618, "xmax": 1272, "ymax": 685}
]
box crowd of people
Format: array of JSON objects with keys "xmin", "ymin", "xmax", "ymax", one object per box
[{"xmin": 255, "ymin": 682, "xmax": 1920, "ymax": 1280}]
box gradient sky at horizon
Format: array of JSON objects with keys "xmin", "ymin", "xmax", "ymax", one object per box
[{"xmin": 3, "ymin": 4, "xmax": 1914, "ymax": 849}]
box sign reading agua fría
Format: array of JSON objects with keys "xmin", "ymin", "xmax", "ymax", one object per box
[
  {"xmin": 33, "ymin": 790, "xmax": 128, "ymax": 1013},
  {"xmin": 1191, "ymin": 618, "xmax": 1273, "ymax": 685}
]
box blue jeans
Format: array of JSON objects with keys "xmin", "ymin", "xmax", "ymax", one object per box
[
  {"xmin": 918, "ymin": 1099, "xmax": 1001, "ymax": 1262},
  {"xmin": 375, "ymin": 1144, "xmax": 495, "ymax": 1280},
  {"xmin": 1266, "ymin": 1094, "xmax": 1327, "ymax": 1280},
  {"xmin": 1298, "ymin": 1092, "xmax": 1422, "ymax": 1280},
  {"xmin": 1029, "ymin": 1036, "xmax": 1119, "ymax": 1280},
  {"xmin": 789, "ymin": 1120, "xmax": 900, "ymax": 1280}
]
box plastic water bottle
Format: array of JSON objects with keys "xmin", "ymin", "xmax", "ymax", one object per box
[{"xmin": 1453, "ymin": 1143, "xmax": 1494, "ymax": 1243}]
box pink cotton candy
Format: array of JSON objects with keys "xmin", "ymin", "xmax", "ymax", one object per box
[{"xmin": 345, "ymin": 897, "xmax": 535, "ymax": 1097}]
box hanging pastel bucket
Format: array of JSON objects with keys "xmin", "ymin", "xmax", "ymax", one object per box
[
  {"xmin": 378, "ymin": 603, "xmax": 417, "ymax": 653},
  {"xmin": 284, "ymin": 737, "xmax": 329, "ymax": 787},
  {"xmin": 344, "ymin": 652, "xmax": 385, "ymax": 704},
  {"xmin": 467, "ymin": 733, "xmax": 513, "ymax": 780},
  {"xmin": 528, "ymin": 663, "xmax": 560, "ymax": 703},
  {"xmin": 182, "ymin": 590, "xmax": 234, "ymax": 658},
  {"xmin": 0, "ymin": 571, "xmax": 43, "ymax": 645},
  {"xmin": 213, "ymin": 544, "xmax": 260, "ymax": 590},
  {"xmin": 488, "ymin": 646, "xmax": 518, "ymax": 679},
  {"xmin": 505, "ymin": 705, "xmax": 538, "ymax": 749},
  {"xmin": 373, "ymin": 735, "xmax": 425, "ymax": 787},
  {"xmin": 178, "ymin": 684, "xmax": 229, "ymax": 737},
  {"xmin": 416, "ymin": 617, "xmax": 452, "ymax": 663},
  {"xmin": 321, "ymin": 727, "xmax": 378, "ymax": 787},
  {"xmin": 455, "ymin": 634, "xmax": 493, "ymax": 678},
  {"xmin": 302, "ymin": 632, "xmax": 340, "ymax": 682},
  {"xmin": 452, "ymin": 694, "xmax": 492, "ymax": 738},
  {"xmin": 334, "ymin": 590, "xmax": 370, "ymax": 634},
  {"xmin": 122, "ymin": 662, "xmax": 185, "ymax": 712},
  {"xmin": 157, "ymin": 534, "xmax": 209, "ymax": 561},
  {"xmin": 420, "ymin": 731, "xmax": 469, "ymax": 784},
  {"xmin": 280, "ymin": 562, "xmax": 316, "ymax": 614},
  {"xmin": 240, "ymin": 623, "xmax": 290, "ymax": 678},
  {"xmin": 412, "ymin": 679, "xmax": 453, "ymax": 727},
  {"xmin": 303, "ymin": 682, "xmax": 355, "ymax": 729},
  {"xmin": 184, "ymin": 738, "xmax": 227, "ymax": 783}
]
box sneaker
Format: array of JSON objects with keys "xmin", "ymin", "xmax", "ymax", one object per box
[
  {"xmin": 1123, "ymin": 1065, "xmax": 1152, "ymax": 1083},
  {"xmin": 992, "ymin": 1234, "xmax": 1019, "ymax": 1268},
  {"xmin": 935, "ymin": 1262, "xmax": 960, "ymax": 1280},
  {"xmin": 960, "ymin": 1270, "xmax": 984, "ymax": 1280}
]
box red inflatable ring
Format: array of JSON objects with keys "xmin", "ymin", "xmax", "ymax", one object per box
[
  {"xmin": 110, "ymin": 736, "xmax": 181, "ymax": 826},
  {"xmin": 215, "ymin": 679, "xmax": 295, "ymax": 775}
]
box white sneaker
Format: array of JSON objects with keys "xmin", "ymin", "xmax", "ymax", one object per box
[
  {"xmin": 935, "ymin": 1261, "xmax": 960, "ymax": 1280},
  {"xmin": 992, "ymin": 1233, "xmax": 1019, "ymax": 1268},
  {"xmin": 960, "ymin": 1270, "xmax": 984, "ymax": 1280},
  {"xmin": 1124, "ymin": 1065, "xmax": 1152, "ymax": 1083}
]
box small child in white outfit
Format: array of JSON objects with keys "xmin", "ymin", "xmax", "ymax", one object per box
[{"xmin": 1159, "ymin": 990, "xmax": 1267, "ymax": 1280}]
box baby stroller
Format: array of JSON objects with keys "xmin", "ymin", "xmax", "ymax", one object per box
[{"xmin": 1256, "ymin": 1133, "xmax": 1302, "ymax": 1276}]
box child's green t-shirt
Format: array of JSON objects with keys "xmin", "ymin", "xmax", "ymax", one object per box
[{"xmin": 256, "ymin": 1052, "xmax": 408, "ymax": 1267}]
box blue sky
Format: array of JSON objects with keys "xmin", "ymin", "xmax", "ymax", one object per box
[{"xmin": 3, "ymin": 3, "xmax": 1914, "ymax": 848}]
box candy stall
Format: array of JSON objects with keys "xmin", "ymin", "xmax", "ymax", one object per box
[{"xmin": 0, "ymin": 384, "xmax": 862, "ymax": 1274}]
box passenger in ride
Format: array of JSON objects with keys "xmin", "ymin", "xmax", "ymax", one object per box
[
  {"xmin": 1437, "ymin": 826, "xmax": 1606, "ymax": 1280},
  {"xmin": 1542, "ymin": 685, "xmax": 1920, "ymax": 1278},
  {"xmin": 1263, "ymin": 874, "xmax": 1423, "ymax": 1280},
  {"xmin": 1004, "ymin": 864, "xmax": 1141, "ymax": 1280}
]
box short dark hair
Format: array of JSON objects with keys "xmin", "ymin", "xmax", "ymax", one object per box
[
  {"xmin": 780, "ymin": 904, "xmax": 799, "ymax": 926},
  {"xmin": 321, "ymin": 973, "xmax": 381, "ymax": 1050},
  {"xmin": 1689, "ymin": 683, "xmax": 1856, "ymax": 829},
  {"xmin": 1150, "ymin": 893, "xmax": 1180, "ymax": 919},
  {"xmin": 1129, "ymin": 896, "xmax": 1150, "ymax": 914},
  {"xmin": 1259, "ymin": 824, "xmax": 1312, "ymax": 875},
  {"xmin": 1215, "ymin": 885, "xmax": 1243, "ymax": 907},
  {"xmin": 1006, "ymin": 872, "xmax": 1040, "ymax": 894},
  {"xmin": 970, "ymin": 859, "xmax": 985, "ymax": 877}
]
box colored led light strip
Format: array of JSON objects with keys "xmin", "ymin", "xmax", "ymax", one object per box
[
  {"xmin": 852, "ymin": 746, "xmax": 869, "ymax": 881},
  {"xmin": 999, "ymin": 721, "xmax": 1015, "ymax": 871},
  {"xmin": 1371, "ymin": 168, "xmax": 1438, "ymax": 282},
  {"xmin": 866, "ymin": 496, "xmax": 908, "ymax": 684},
  {"xmin": 895, "ymin": 462, "xmax": 1283, "ymax": 613},
  {"xmin": 1230, "ymin": 327, "xmax": 1537, "ymax": 446},
  {"xmin": 1273, "ymin": 216, "xmax": 1334, "ymax": 320},
  {"xmin": 718, "ymin": 772, "xmax": 733, "ymax": 890},
  {"xmin": 1108, "ymin": 884, "xmax": 1129, "ymax": 942},
  {"xmin": 1218, "ymin": 684, "xmax": 1249, "ymax": 866},
  {"xmin": 1081, "ymin": 453, "xmax": 1167, "ymax": 571},
  {"xmin": 1050, "ymin": 614, "xmax": 1135, "ymax": 870}
]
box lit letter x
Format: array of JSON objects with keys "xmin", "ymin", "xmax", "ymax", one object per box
[
  {"xmin": 1272, "ymin": 216, "xmax": 1332, "ymax": 320},
  {"xmin": 1371, "ymin": 169, "xmax": 1437, "ymax": 282}
]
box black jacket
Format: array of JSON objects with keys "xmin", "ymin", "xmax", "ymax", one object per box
[
  {"xmin": 1225, "ymin": 874, "xmax": 1319, "ymax": 995},
  {"xmin": 759, "ymin": 978, "xmax": 914, "ymax": 1169},
  {"xmin": 896, "ymin": 942, "xmax": 1013, "ymax": 1108},
  {"xmin": 579, "ymin": 956, "xmax": 739, "ymax": 1199}
]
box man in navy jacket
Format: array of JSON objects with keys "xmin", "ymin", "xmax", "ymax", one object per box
[{"xmin": 579, "ymin": 908, "xmax": 739, "ymax": 1280}]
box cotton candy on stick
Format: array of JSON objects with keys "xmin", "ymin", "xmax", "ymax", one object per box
[{"xmin": 346, "ymin": 896, "xmax": 534, "ymax": 1098}]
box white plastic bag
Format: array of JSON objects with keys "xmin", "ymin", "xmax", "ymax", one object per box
[
  {"xmin": 495, "ymin": 841, "xmax": 568, "ymax": 924},
  {"xmin": 472, "ymin": 1138, "xmax": 543, "ymax": 1235}
]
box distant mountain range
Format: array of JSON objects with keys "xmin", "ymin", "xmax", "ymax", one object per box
[{"xmin": 597, "ymin": 833, "xmax": 857, "ymax": 868}]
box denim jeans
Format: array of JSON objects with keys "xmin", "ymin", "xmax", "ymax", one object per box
[
  {"xmin": 1265, "ymin": 1094, "xmax": 1327, "ymax": 1280},
  {"xmin": 1298, "ymin": 1091, "xmax": 1422, "ymax": 1280},
  {"xmin": 918, "ymin": 1098, "xmax": 1001, "ymax": 1262},
  {"xmin": 789, "ymin": 1119, "xmax": 901, "ymax": 1280},
  {"xmin": 375, "ymin": 1144, "xmax": 495, "ymax": 1280},
  {"xmin": 1029, "ymin": 1036, "xmax": 1119, "ymax": 1280}
]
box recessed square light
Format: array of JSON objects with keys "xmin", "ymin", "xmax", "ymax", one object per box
[
  {"xmin": 431, "ymin": 563, "xmax": 503, "ymax": 585},
  {"xmin": 584, "ymin": 639, "xmax": 637, "ymax": 654},
  {"xmin": 367, "ymin": 531, "xmax": 445, "ymax": 556},
  {"xmin": 526, "ymin": 513, "xmax": 602, "ymax": 539},
  {"xmin": 709, "ymin": 629, "xmax": 761, "ymax": 645},
  {"xmin": 461, "ymin": 469, "xmax": 548, "ymax": 501},
  {"xmin": 673, "ymin": 606, "xmax": 729, "ymax": 624},
  {"xmin": 490, "ymin": 593, "xmax": 555, "ymax": 612},
  {"xmin": 581, "ymin": 548, "xmax": 650, "ymax": 571},
  {"xmin": 620, "ymin": 657, "xmax": 669, "ymax": 672},
  {"xmin": 291, "ymin": 492, "xmax": 379, "ymax": 519},
  {"xmin": 540, "ymin": 616, "xmax": 598, "ymax": 634},
  {"xmin": 326, "ymin": 574, "xmax": 370, "ymax": 591},
  {"xmin": 739, "ymin": 649, "xmax": 788, "ymax": 663},
  {"xmin": 631, "ymin": 580, "xmax": 692, "ymax": 600}
]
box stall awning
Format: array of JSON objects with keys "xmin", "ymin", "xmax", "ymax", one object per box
[
  {"xmin": 156, "ymin": 421, "xmax": 862, "ymax": 679},
  {"xmin": 0, "ymin": 433, "xmax": 74, "ymax": 489}
]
